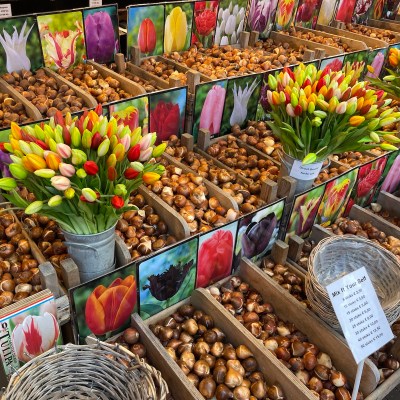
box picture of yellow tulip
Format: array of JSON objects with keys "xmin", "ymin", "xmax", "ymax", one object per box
[{"xmin": 164, "ymin": 5, "xmax": 190, "ymax": 53}]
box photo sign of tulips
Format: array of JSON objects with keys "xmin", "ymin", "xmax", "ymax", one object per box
[{"xmin": 70, "ymin": 198, "xmax": 285, "ymax": 342}]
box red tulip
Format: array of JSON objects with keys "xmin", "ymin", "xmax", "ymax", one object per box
[
  {"xmin": 150, "ymin": 101, "xmax": 180, "ymax": 143},
  {"xmin": 197, "ymin": 230, "xmax": 234, "ymax": 288},
  {"xmin": 124, "ymin": 167, "xmax": 139, "ymax": 180},
  {"xmin": 111, "ymin": 195, "xmax": 124, "ymax": 209},
  {"xmin": 138, "ymin": 18, "xmax": 156, "ymax": 54},
  {"xmin": 195, "ymin": 9, "xmax": 217, "ymax": 36},
  {"xmin": 83, "ymin": 161, "xmax": 99, "ymax": 176},
  {"xmin": 127, "ymin": 144, "xmax": 140, "ymax": 162},
  {"xmin": 85, "ymin": 275, "xmax": 137, "ymax": 335},
  {"xmin": 91, "ymin": 132, "xmax": 102, "ymax": 150},
  {"xmin": 107, "ymin": 166, "xmax": 117, "ymax": 181}
]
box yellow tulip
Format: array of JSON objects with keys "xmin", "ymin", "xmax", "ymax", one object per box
[{"xmin": 164, "ymin": 7, "xmax": 187, "ymax": 53}]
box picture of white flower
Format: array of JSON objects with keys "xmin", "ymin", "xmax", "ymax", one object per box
[{"xmin": 215, "ymin": 0, "xmax": 247, "ymax": 45}]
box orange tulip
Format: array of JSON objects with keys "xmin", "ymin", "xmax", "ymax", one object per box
[
  {"xmin": 45, "ymin": 152, "xmax": 61, "ymax": 171},
  {"xmin": 143, "ymin": 171, "xmax": 160, "ymax": 185},
  {"xmin": 349, "ymin": 116, "xmax": 365, "ymax": 127},
  {"xmin": 23, "ymin": 154, "xmax": 47, "ymax": 171},
  {"xmin": 85, "ymin": 275, "xmax": 137, "ymax": 335}
]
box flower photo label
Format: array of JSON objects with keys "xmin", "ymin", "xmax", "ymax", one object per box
[
  {"xmin": 0, "ymin": 4, "xmax": 12, "ymax": 19},
  {"xmin": 89, "ymin": 0, "xmax": 102, "ymax": 7}
]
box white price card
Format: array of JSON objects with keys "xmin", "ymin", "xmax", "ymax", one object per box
[
  {"xmin": 327, "ymin": 267, "xmax": 394, "ymax": 364},
  {"xmin": 89, "ymin": 0, "xmax": 102, "ymax": 7},
  {"xmin": 289, "ymin": 159, "xmax": 323, "ymax": 180},
  {"xmin": 0, "ymin": 4, "xmax": 11, "ymax": 19}
]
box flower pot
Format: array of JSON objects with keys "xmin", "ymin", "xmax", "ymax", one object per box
[
  {"xmin": 280, "ymin": 152, "xmax": 327, "ymax": 194},
  {"xmin": 62, "ymin": 224, "xmax": 117, "ymax": 283}
]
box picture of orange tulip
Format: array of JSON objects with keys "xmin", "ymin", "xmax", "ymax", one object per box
[
  {"xmin": 138, "ymin": 18, "xmax": 156, "ymax": 54},
  {"xmin": 276, "ymin": 0, "xmax": 298, "ymax": 29},
  {"xmin": 85, "ymin": 275, "xmax": 137, "ymax": 336}
]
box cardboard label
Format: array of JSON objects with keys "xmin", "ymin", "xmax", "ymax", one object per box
[
  {"xmin": 0, "ymin": 4, "xmax": 12, "ymax": 18},
  {"xmin": 290, "ymin": 159, "xmax": 323, "ymax": 180},
  {"xmin": 89, "ymin": 0, "xmax": 102, "ymax": 7},
  {"xmin": 327, "ymin": 267, "xmax": 394, "ymax": 364}
]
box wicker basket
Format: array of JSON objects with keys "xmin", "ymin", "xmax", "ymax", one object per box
[
  {"xmin": 2, "ymin": 341, "xmax": 170, "ymax": 400},
  {"xmin": 306, "ymin": 235, "xmax": 400, "ymax": 331}
]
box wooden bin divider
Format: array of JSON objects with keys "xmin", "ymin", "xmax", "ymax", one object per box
[
  {"xmin": 368, "ymin": 18, "xmax": 400, "ymax": 33},
  {"xmin": 44, "ymin": 68, "xmax": 98, "ymax": 108},
  {"xmin": 145, "ymin": 291, "xmax": 314, "ymax": 400},
  {"xmin": 205, "ymin": 257, "xmax": 379, "ymax": 395},
  {"xmin": 287, "ymin": 234, "xmax": 305, "ymax": 263},
  {"xmin": 125, "ymin": 61, "xmax": 169, "ymax": 89},
  {"xmin": 371, "ymin": 191, "xmax": 400, "ymax": 234},
  {"xmin": 316, "ymin": 24, "xmax": 390, "ymax": 49},
  {"xmin": 0, "ymin": 78, "xmax": 43, "ymax": 121},
  {"xmin": 295, "ymin": 26, "xmax": 369, "ymax": 51},
  {"xmin": 270, "ymin": 31, "xmax": 342, "ymax": 56},
  {"xmin": 162, "ymin": 152, "xmax": 239, "ymax": 211},
  {"xmin": 87, "ymin": 60, "xmax": 146, "ymax": 97}
]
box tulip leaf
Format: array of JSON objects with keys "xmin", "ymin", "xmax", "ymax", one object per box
[
  {"xmin": 300, "ymin": 117, "xmax": 312, "ymax": 152},
  {"xmin": 140, "ymin": 304, "xmax": 165, "ymax": 316}
]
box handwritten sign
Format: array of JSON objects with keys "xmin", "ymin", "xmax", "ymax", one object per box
[
  {"xmin": 290, "ymin": 160, "xmax": 323, "ymax": 180},
  {"xmin": 89, "ymin": 0, "xmax": 102, "ymax": 7},
  {"xmin": 0, "ymin": 4, "xmax": 12, "ymax": 19},
  {"xmin": 327, "ymin": 267, "xmax": 393, "ymax": 364}
]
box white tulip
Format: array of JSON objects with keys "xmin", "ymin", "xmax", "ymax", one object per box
[
  {"xmin": 220, "ymin": 36, "xmax": 229, "ymax": 46},
  {"xmin": 225, "ymin": 14, "xmax": 237, "ymax": 35},
  {"xmin": 231, "ymin": 31, "xmax": 237, "ymax": 44},
  {"xmin": 230, "ymin": 79, "xmax": 261, "ymax": 126},
  {"xmin": 233, "ymin": 4, "xmax": 239, "ymax": 15},
  {"xmin": 222, "ymin": 8, "xmax": 230, "ymax": 23},
  {"xmin": 218, "ymin": 7, "xmax": 223, "ymax": 20},
  {"xmin": 0, "ymin": 20, "xmax": 33, "ymax": 73},
  {"xmin": 237, "ymin": 20, "xmax": 244, "ymax": 36},
  {"xmin": 214, "ymin": 26, "xmax": 221, "ymax": 45},
  {"xmin": 220, "ymin": 20, "xmax": 226, "ymax": 34}
]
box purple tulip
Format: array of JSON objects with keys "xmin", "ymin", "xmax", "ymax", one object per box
[
  {"xmin": 0, "ymin": 150, "xmax": 12, "ymax": 177},
  {"xmin": 248, "ymin": 0, "xmax": 278, "ymax": 34},
  {"xmin": 85, "ymin": 11, "xmax": 116, "ymax": 63}
]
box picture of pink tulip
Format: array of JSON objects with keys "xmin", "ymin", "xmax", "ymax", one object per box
[
  {"xmin": 366, "ymin": 51, "xmax": 385, "ymax": 79},
  {"xmin": 12, "ymin": 313, "xmax": 60, "ymax": 362},
  {"xmin": 199, "ymin": 85, "xmax": 226, "ymax": 135},
  {"xmin": 381, "ymin": 155, "xmax": 400, "ymax": 193}
]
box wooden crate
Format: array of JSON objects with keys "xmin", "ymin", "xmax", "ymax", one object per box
[
  {"xmin": 365, "ymin": 19, "xmax": 400, "ymax": 34},
  {"xmin": 144, "ymin": 291, "xmax": 314, "ymax": 400},
  {"xmin": 369, "ymin": 191, "xmax": 400, "ymax": 236},
  {"xmin": 0, "ymin": 78, "xmax": 42, "ymax": 121},
  {"xmin": 206, "ymin": 257, "xmax": 379, "ymax": 395},
  {"xmin": 316, "ymin": 24, "xmax": 389, "ymax": 49}
]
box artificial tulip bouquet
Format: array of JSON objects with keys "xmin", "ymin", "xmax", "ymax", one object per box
[
  {"xmin": 0, "ymin": 106, "xmax": 166, "ymax": 234},
  {"xmin": 266, "ymin": 64, "xmax": 400, "ymax": 165}
]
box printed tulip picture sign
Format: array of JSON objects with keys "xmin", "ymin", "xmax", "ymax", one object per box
[
  {"xmin": 233, "ymin": 200, "xmax": 285, "ymax": 270},
  {"xmin": 164, "ymin": 3, "xmax": 194, "ymax": 53},
  {"xmin": 220, "ymin": 75, "xmax": 262, "ymax": 134},
  {"xmin": 83, "ymin": 5, "xmax": 119, "ymax": 64},
  {"xmin": 139, "ymin": 238, "xmax": 198, "ymax": 319},
  {"xmin": 319, "ymin": 55, "xmax": 345, "ymax": 73},
  {"xmin": 374, "ymin": 151, "xmax": 400, "ymax": 197},
  {"xmin": 0, "ymin": 16, "xmax": 43, "ymax": 75},
  {"xmin": 351, "ymin": 0, "xmax": 375, "ymax": 23},
  {"xmin": 315, "ymin": 169, "xmax": 358, "ymax": 227},
  {"xmin": 317, "ymin": 0, "xmax": 338, "ymax": 25},
  {"xmin": 343, "ymin": 50, "xmax": 368, "ymax": 80},
  {"xmin": 192, "ymin": 79, "xmax": 228, "ymax": 140},
  {"xmin": 192, "ymin": 1, "xmax": 219, "ymax": 47},
  {"xmin": 294, "ymin": 0, "xmax": 323, "ymax": 28},
  {"xmin": 275, "ymin": 0, "xmax": 300, "ymax": 31},
  {"xmin": 365, "ymin": 48, "xmax": 387, "ymax": 80},
  {"xmin": 347, "ymin": 157, "xmax": 388, "ymax": 211},
  {"xmin": 383, "ymin": 0, "xmax": 400, "ymax": 19},
  {"xmin": 109, "ymin": 95, "xmax": 149, "ymax": 134},
  {"xmin": 215, "ymin": 0, "xmax": 247, "ymax": 45},
  {"xmin": 37, "ymin": 11, "xmax": 86, "ymax": 70},
  {"xmin": 149, "ymin": 87, "xmax": 187, "ymax": 143},
  {"xmin": 372, "ymin": 0, "xmax": 385, "ymax": 19},
  {"xmin": 196, "ymin": 222, "xmax": 238, "ymax": 288},
  {"xmin": 336, "ymin": 0, "xmax": 357, "ymax": 23},
  {"xmin": 286, "ymin": 184, "xmax": 326, "ymax": 240},
  {"xmin": 70, "ymin": 265, "xmax": 138, "ymax": 343},
  {"xmin": 247, "ymin": 0, "xmax": 279, "ymax": 39},
  {"xmin": 127, "ymin": 5, "xmax": 164, "ymax": 57}
]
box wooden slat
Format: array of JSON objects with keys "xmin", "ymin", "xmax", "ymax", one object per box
[
  {"xmin": 39, "ymin": 261, "xmax": 61, "ymax": 298},
  {"xmin": 271, "ymin": 31, "xmax": 343, "ymax": 56},
  {"xmin": 365, "ymin": 369, "xmax": 400, "ymax": 400},
  {"xmin": 236, "ymin": 258, "xmax": 379, "ymax": 395},
  {"xmin": 288, "ymin": 235, "xmax": 305, "ymax": 262},
  {"xmin": 87, "ymin": 60, "xmax": 146, "ymax": 97},
  {"xmin": 44, "ymin": 68, "xmax": 97, "ymax": 108},
  {"xmin": 271, "ymin": 239, "xmax": 289, "ymax": 265},
  {"xmin": 316, "ymin": 24, "xmax": 389, "ymax": 49},
  {"xmin": 60, "ymin": 258, "xmax": 81, "ymax": 289},
  {"xmin": 376, "ymin": 191, "xmax": 400, "ymax": 218},
  {"xmin": 162, "ymin": 153, "xmax": 239, "ymax": 211},
  {"xmin": 368, "ymin": 19, "xmax": 400, "ymax": 33},
  {"xmin": 0, "ymin": 78, "xmax": 42, "ymax": 120},
  {"xmin": 125, "ymin": 62, "xmax": 169, "ymax": 89}
]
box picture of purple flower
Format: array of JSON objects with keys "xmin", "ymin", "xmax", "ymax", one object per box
[{"xmin": 248, "ymin": 0, "xmax": 278, "ymax": 37}]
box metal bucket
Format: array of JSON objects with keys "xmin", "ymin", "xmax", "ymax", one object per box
[
  {"xmin": 280, "ymin": 152, "xmax": 328, "ymax": 194},
  {"xmin": 62, "ymin": 224, "xmax": 117, "ymax": 283}
]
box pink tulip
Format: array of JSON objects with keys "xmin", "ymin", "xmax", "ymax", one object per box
[
  {"xmin": 199, "ymin": 85, "xmax": 226, "ymax": 135},
  {"xmin": 120, "ymin": 135, "xmax": 131, "ymax": 152},
  {"xmin": 12, "ymin": 312, "xmax": 60, "ymax": 362},
  {"xmin": 59, "ymin": 163, "xmax": 75, "ymax": 177},
  {"xmin": 286, "ymin": 103, "xmax": 296, "ymax": 117},
  {"xmin": 139, "ymin": 133, "xmax": 152, "ymax": 151},
  {"xmin": 336, "ymin": 102, "xmax": 347, "ymax": 114},
  {"xmin": 51, "ymin": 176, "xmax": 71, "ymax": 191},
  {"xmin": 56, "ymin": 143, "xmax": 72, "ymax": 159},
  {"xmin": 139, "ymin": 147, "xmax": 153, "ymax": 162}
]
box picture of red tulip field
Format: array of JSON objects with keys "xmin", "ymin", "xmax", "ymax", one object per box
[
  {"xmin": 149, "ymin": 87, "xmax": 187, "ymax": 143},
  {"xmin": 70, "ymin": 266, "xmax": 138, "ymax": 343},
  {"xmin": 139, "ymin": 238, "xmax": 197, "ymax": 319},
  {"xmin": 37, "ymin": 11, "xmax": 86, "ymax": 70},
  {"xmin": 316, "ymin": 169, "xmax": 358, "ymax": 226},
  {"xmin": 286, "ymin": 184, "xmax": 326, "ymax": 240},
  {"xmin": 192, "ymin": 79, "xmax": 228, "ymax": 140},
  {"xmin": 0, "ymin": 16, "xmax": 43, "ymax": 75},
  {"xmin": 127, "ymin": 5, "xmax": 165, "ymax": 57},
  {"xmin": 83, "ymin": 5, "xmax": 119, "ymax": 64},
  {"xmin": 196, "ymin": 222, "xmax": 238, "ymax": 288}
]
